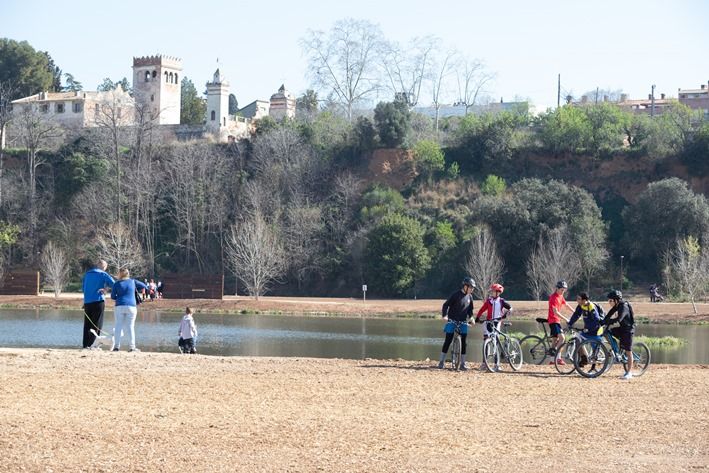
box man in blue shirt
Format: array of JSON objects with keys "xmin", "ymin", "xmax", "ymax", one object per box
[{"xmin": 82, "ymin": 260, "xmax": 115, "ymax": 349}]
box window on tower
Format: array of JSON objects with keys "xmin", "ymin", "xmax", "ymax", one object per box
[
  {"xmin": 175, "ymin": 73, "xmax": 178, "ymax": 84},
  {"xmin": 165, "ymin": 71, "xmax": 169, "ymax": 83},
  {"xmin": 211, "ymin": 111, "xmax": 216, "ymax": 121},
  {"xmin": 169, "ymin": 72, "xmax": 174, "ymax": 84},
  {"xmin": 145, "ymin": 71, "xmax": 150, "ymax": 82},
  {"xmin": 152, "ymin": 70, "xmax": 157, "ymax": 79}
]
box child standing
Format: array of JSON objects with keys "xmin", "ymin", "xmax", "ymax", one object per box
[{"xmin": 178, "ymin": 307, "xmax": 198, "ymax": 354}]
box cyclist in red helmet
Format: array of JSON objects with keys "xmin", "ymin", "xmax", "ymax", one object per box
[{"xmin": 475, "ymin": 283, "xmax": 512, "ymax": 370}]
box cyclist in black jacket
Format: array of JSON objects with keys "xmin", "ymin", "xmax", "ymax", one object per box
[
  {"xmin": 603, "ymin": 289, "xmax": 636, "ymax": 380},
  {"xmin": 437, "ymin": 277, "xmax": 476, "ymax": 370}
]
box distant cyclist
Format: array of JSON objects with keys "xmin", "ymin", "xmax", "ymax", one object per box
[
  {"xmin": 548, "ymin": 280, "xmax": 575, "ymax": 365},
  {"xmin": 567, "ymin": 292, "xmax": 604, "ymax": 366},
  {"xmin": 475, "ymin": 283, "xmax": 512, "ymax": 370},
  {"xmin": 603, "ymin": 289, "xmax": 636, "ymax": 380},
  {"xmin": 437, "ymin": 277, "xmax": 476, "ymax": 370}
]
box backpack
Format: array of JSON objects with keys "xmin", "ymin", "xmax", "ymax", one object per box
[{"xmin": 592, "ymin": 302, "xmax": 605, "ymax": 320}]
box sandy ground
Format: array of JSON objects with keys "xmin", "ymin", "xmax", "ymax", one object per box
[
  {"xmin": 0, "ymin": 348, "xmax": 707, "ymax": 472},
  {"xmin": 5, "ymin": 293, "xmax": 709, "ymax": 323}
]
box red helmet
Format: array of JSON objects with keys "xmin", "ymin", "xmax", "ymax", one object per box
[{"xmin": 490, "ymin": 283, "xmax": 504, "ymax": 294}]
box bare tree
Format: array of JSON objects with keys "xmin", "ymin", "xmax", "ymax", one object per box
[
  {"xmin": 17, "ymin": 105, "xmax": 63, "ymax": 257},
  {"xmin": 572, "ymin": 216, "xmax": 609, "ymax": 292},
  {"xmin": 429, "ymin": 47, "xmax": 458, "ymax": 133},
  {"xmin": 284, "ymin": 197, "xmax": 324, "ymax": 289},
  {"xmin": 465, "ymin": 226, "xmax": 504, "ymax": 299},
  {"xmin": 96, "ymin": 222, "xmax": 145, "ymax": 275},
  {"xmin": 225, "ymin": 212, "xmax": 286, "ymax": 300},
  {"xmin": 381, "ymin": 36, "xmax": 438, "ymax": 107},
  {"xmin": 456, "ymin": 57, "xmax": 494, "ymax": 115},
  {"xmin": 664, "ymin": 236, "xmax": 709, "ymax": 314},
  {"xmin": 0, "ymin": 81, "xmax": 17, "ymax": 208},
  {"xmin": 526, "ymin": 228, "xmax": 582, "ymax": 298},
  {"xmin": 40, "ymin": 241, "xmax": 70, "ymax": 298},
  {"xmin": 301, "ymin": 18, "xmax": 384, "ymax": 121}
]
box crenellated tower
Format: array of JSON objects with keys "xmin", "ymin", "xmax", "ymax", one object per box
[{"xmin": 132, "ymin": 54, "xmax": 182, "ymax": 124}]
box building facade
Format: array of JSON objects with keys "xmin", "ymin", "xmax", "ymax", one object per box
[
  {"xmin": 678, "ymin": 82, "xmax": 709, "ymax": 118},
  {"xmin": 132, "ymin": 55, "xmax": 182, "ymax": 125},
  {"xmin": 268, "ymin": 84, "xmax": 296, "ymax": 120}
]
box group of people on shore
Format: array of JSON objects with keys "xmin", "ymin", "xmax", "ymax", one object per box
[
  {"xmin": 81, "ymin": 260, "xmax": 196, "ymax": 353},
  {"xmin": 439, "ymin": 277, "xmax": 637, "ymax": 379}
]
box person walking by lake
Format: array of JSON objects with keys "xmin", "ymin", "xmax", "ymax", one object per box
[
  {"xmin": 81, "ymin": 259, "xmax": 115, "ymax": 349},
  {"xmin": 178, "ymin": 307, "xmax": 198, "ymax": 354},
  {"xmin": 111, "ymin": 268, "xmax": 148, "ymax": 352},
  {"xmin": 437, "ymin": 277, "xmax": 476, "ymax": 370}
]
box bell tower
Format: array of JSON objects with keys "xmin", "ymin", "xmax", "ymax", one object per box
[
  {"xmin": 132, "ymin": 54, "xmax": 182, "ymax": 124},
  {"xmin": 206, "ymin": 69, "xmax": 230, "ymax": 132}
]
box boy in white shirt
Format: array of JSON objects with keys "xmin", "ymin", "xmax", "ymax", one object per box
[{"xmin": 178, "ymin": 307, "xmax": 198, "ymax": 354}]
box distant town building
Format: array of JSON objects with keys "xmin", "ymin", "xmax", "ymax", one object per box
[
  {"xmin": 572, "ymin": 93, "xmax": 673, "ymax": 116},
  {"xmin": 268, "ymin": 84, "xmax": 296, "ymax": 121},
  {"xmin": 237, "ymin": 100, "xmax": 270, "ymax": 120},
  {"xmin": 678, "ymin": 81, "xmax": 709, "ymax": 118},
  {"xmin": 205, "ymin": 68, "xmax": 250, "ymax": 141},
  {"xmin": 132, "ymin": 54, "xmax": 182, "ymax": 125},
  {"xmin": 10, "ymin": 86, "xmax": 135, "ymax": 128}
]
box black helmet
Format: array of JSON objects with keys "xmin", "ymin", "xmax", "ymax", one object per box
[
  {"xmin": 556, "ymin": 280, "xmax": 568, "ymax": 289},
  {"xmin": 607, "ymin": 289, "xmax": 622, "ymax": 300},
  {"xmin": 462, "ymin": 277, "xmax": 476, "ymax": 288}
]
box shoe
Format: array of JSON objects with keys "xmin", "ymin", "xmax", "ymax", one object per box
[
  {"xmin": 549, "ymin": 361, "xmax": 556, "ymax": 365},
  {"xmin": 129, "ymin": 348, "xmax": 140, "ymax": 353},
  {"xmin": 459, "ymin": 364, "xmax": 468, "ymax": 371},
  {"xmin": 579, "ymin": 355, "xmax": 589, "ymax": 367},
  {"xmin": 478, "ymin": 363, "xmax": 486, "ymax": 371},
  {"xmin": 548, "ymin": 348, "xmax": 557, "ymax": 356},
  {"xmin": 437, "ymin": 361, "xmax": 445, "ymax": 369},
  {"xmin": 557, "ymin": 359, "xmax": 567, "ymax": 366},
  {"xmin": 112, "ymin": 348, "xmax": 119, "ymax": 352},
  {"xmin": 620, "ymin": 372, "xmax": 633, "ymax": 380}
]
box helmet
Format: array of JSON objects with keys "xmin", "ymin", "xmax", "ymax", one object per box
[
  {"xmin": 462, "ymin": 277, "xmax": 476, "ymax": 288},
  {"xmin": 607, "ymin": 289, "xmax": 622, "ymax": 300},
  {"xmin": 490, "ymin": 283, "xmax": 504, "ymax": 293},
  {"xmin": 556, "ymin": 280, "xmax": 568, "ymax": 289}
]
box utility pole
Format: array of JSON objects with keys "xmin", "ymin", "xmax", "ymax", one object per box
[
  {"xmin": 595, "ymin": 86, "xmax": 599, "ymax": 104},
  {"xmin": 620, "ymin": 255, "xmax": 625, "ymax": 292},
  {"xmin": 651, "ymin": 84, "xmax": 656, "ymax": 118},
  {"xmin": 557, "ymin": 74, "xmax": 561, "ymax": 108}
]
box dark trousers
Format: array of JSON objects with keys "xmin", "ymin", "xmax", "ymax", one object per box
[
  {"xmin": 179, "ymin": 337, "xmax": 196, "ymax": 354},
  {"xmin": 82, "ymin": 301, "xmax": 105, "ymax": 348},
  {"xmin": 442, "ymin": 332, "xmax": 467, "ymax": 355}
]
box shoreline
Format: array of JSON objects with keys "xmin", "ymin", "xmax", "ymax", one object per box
[{"xmin": 3, "ymin": 293, "xmax": 709, "ymax": 324}]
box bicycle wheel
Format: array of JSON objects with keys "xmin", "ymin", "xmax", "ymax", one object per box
[
  {"xmin": 519, "ymin": 335, "xmax": 547, "ymax": 365},
  {"xmin": 623, "ymin": 341, "xmax": 651, "ymax": 377},
  {"xmin": 505, "ymin": 337, "xmax": 523, "ymax": 371},
  {"xmin": 483, "ymin": 338, "xmax": 500, "ymax": 372},
  {"xmin": 575, "ymin": 338, "xmax": 611, "ymax": 378},
  {"xmin": 450, "ymin": 334, "xmax": 462, "ymax": 370},
  {"xmin": 555, "ymin": 339, "xmax": 577, "ymax": 375}
]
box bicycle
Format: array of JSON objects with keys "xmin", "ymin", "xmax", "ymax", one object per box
[
  {"xmin": 447, "ymin": 320, "xmax": 468, "ymax": 371},
  {"xmin": 553, "ymin": 326, "xmax": 584, "ymax": 375},
  {"xmin": 519, "ymin": 318, "xmax": 555, "ymax": 365},
  {"xmin": 574, "ymin": 325, "xmax": 651, "ymax": 378},
  {"xmin": 481, "ymin": 319, "xmax": 523, "ymax": 372}
]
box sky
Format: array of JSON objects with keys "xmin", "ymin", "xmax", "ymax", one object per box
[{"xmin": 3, "ymin": 0, "xmax": 708, "ymax": 111}]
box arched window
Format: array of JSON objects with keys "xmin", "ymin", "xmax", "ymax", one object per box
[
  {"xmin": 210, "ymin": 110, "xmax": 215, "ymax": 121},
  {"xmin": 144, "ymin": 71, "xmax": 150, "ymax": 82},
  {"xmin": 174, "ymin": 73, "xmax": 178, "ymax": 84},
  {"xmin": 165, "ymin": 71, "xmax": 169, "ymax": 83},
  {"xmin": 169, "ymin": 72, "xmax": 174, "ymax": 84},
  {"xmin": 152, "ymin": 70, "xmax": 157, "ymax": 78}
]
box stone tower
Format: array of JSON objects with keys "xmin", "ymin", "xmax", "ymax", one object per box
[
  {"xmin": 132, "ymin": 54, "xmax": 182, "ymax": 125},
  {"xmin": 269, "ymin": 84, "xmax": 296, "ymax": 121},
  {"xmin": 206, "ymin": 69, "xmax": 230, "ymax": 132}
]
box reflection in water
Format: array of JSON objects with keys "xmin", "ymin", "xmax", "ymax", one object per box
[{"xmin": 0, "ymin": 309, "xmax": 707, "ymax": 364}]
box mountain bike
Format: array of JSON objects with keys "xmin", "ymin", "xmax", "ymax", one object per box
[
  {"xmin": 574, "ymin": 326, "xmax": 651, "ymax": 378},
  {"xmin": 554, "ymin": 327, "xmax": 583, "ymax": 375},
  {"xmin": 481, "ymin": 320, "xmax": 523, "ymax": 372},
  {"xmin": 448, "ymin": 320, "xmax": 468, "ymax": 370},
  {"xmin": 519, "ymin": 318, "xmax": 555, "ymax": 365}
]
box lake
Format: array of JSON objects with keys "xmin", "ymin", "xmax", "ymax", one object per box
[{"xmin": 1, "ymin": 309, "xmax": 707, "ymax": 363}]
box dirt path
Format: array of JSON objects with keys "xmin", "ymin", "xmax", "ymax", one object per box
[
  {"xmin": 0, "ymin": 348, "xmax": 707, "ymax": 472},
  {"xmin": 5, "ymin": 293, "xmax": 709, "ymax": 324}
]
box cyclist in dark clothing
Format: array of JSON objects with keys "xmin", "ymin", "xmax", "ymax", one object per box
[
  {"xmin": 603, "ymin": 289, "xmax": 636, "ymax": 379},
  {"xmin": 437, "ymin": 277, "xmax": 476, "ymax": 370}
]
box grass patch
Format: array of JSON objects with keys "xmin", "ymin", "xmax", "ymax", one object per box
[{"xmin": 635, "ymin": 335, "xmax": 687, "ymax": 349}]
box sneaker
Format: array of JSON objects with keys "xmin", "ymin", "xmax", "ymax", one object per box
[
  {"xmin": 437, "ymin": 361, "xmax": 444, "ymax": 369},
  {"xmin": 620, "ymin": 372, "xmax": 633, "ymax": 380},
  {"xmin": 556, "ymin": 359, "xmax": 567, "ymax": 366},
  {"xmin": 128, "ymin": 348, "xmax": 140, "ymax": 353},
  {"xmin": 459, "ymin": 364, "xmax": 468, "ymax": 371},
  {"xmin": 479, "ymin": 363, "xmax": 486, "ymax": 371},
  {"xmin": 549, "ymin": 361, "xmax": 556, "ymax": 365},
  {"xmin": 112, "ymin": 348, "xmax": 119, "ymax": 352}
]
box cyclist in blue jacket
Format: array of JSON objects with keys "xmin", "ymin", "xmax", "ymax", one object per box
[{"xmin": 567, "ymin": 292, "xmax": 603, "ymax": 366}]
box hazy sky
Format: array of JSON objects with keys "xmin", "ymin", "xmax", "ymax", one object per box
[{"xmin": 3, "ymin": 0, "xmax": 708, "ymax": 110}]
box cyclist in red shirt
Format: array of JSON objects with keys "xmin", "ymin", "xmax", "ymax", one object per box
[{"xmin": 548, "ymin": 280, "xmax": 574, "ymax": 364}]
